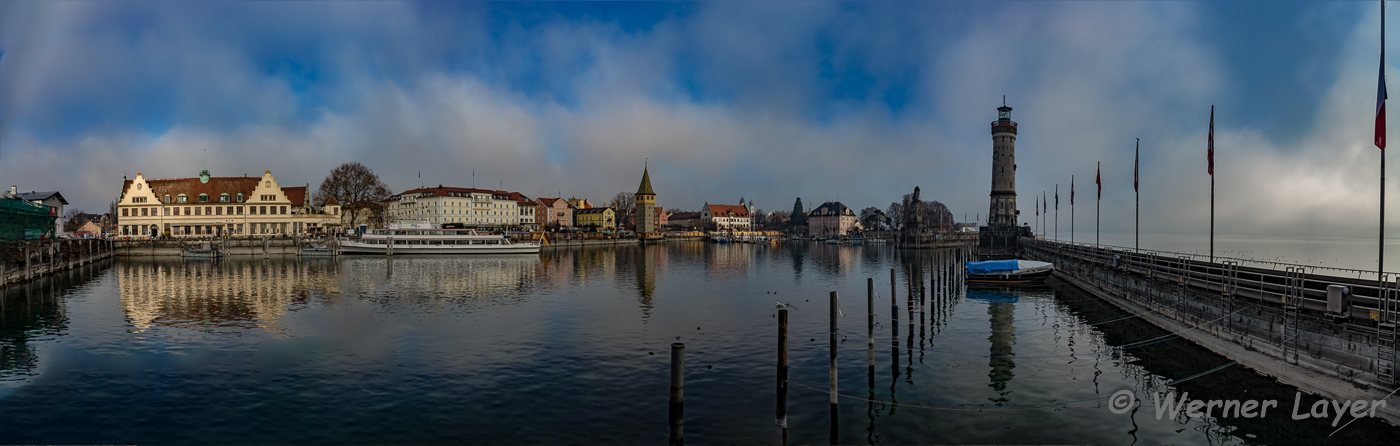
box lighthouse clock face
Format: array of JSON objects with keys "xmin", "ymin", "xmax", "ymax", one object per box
[{"xmin": 993, "ymin": 151, "xmax": 1000, "ymax": 160}]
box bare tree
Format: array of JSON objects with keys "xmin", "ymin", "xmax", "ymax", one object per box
[
  {"xmin": 859, "ymin": 207, "xmax": 885, "ymax": 231},
  {"xmin": 610, "ymin": 192, "xmax": 636, "ymax": 230},
  {"xmin": 766, "ymin": 210, "xmax": 791, "ymax": 230},
  {"xmin": 925, "ymin": 201, "xmax": 954, "ymax": 231},
  {"xmin": 886, "ymin": 202, "xmax": 904, "ymax": 230},
  {"xmin": 314, "ymin": 162, "xmax": 392, "ymax": 228},
  {"xmin": 63, "ymin": 208, "xmax": 88, "ymax": 232}
]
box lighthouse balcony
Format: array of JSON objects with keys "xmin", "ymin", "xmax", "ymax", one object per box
[{"xmin": 991, "ymin": 121, "xmax": 1018, "ymax": 131}]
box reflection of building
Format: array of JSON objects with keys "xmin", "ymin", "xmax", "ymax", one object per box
[
  {"xmin": 807, "ymin": 201, "xmax": 856, "ymax": 235},
  {"xmin": 634, "ymin": 244, "xmax": 667, "ymax": 319},
  {"xmin": 337, "ymin": 256, "xmax": 540, "ymax": 298},
  {"xmin": 0, "ymin": 274, "xmax": 72, "ymax": 380},
  {"xmin": 116, "ymin": 170, "xmax": 342, "ymax": 238},
  {"xmin": 118, "ymin": 259, "xmax": 343, "ymax": 332}
]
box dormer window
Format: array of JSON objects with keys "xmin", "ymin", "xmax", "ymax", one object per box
[
  {"xmin": 236, "ymin": 193, "xmax": 243, "ymax": 202},
  {"xmin": 164, "ymin": 194, "xmax": 171, "ymax": 203},
  {"xmin": 178, "ymin": 194, "xmax": 188, "ymax": 203},
  {"xmin": 219, "ymin": 193, "xmax": 230, "ymax": 203},
  {"xmin": 198, "ymin": 194, "xmax": 209, "ymax": 203}
]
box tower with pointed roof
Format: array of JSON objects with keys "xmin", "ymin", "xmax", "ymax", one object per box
[{"xmin": 634, "ymin": 164, "xmax": 657, "ymax": 237}]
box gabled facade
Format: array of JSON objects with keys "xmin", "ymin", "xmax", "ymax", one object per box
[
  {"xmin": 701, "ymin": 203, "xmax": 751, "ymax": 231},
  {"xmin": 115, "ymin": 170, "xmax": 342, "ymax": 239},
  {"xmin": 574, "ymin": 207, "xmax": 616, "ymax": 230},
  {"xmin": 536, "ymin": 197, "xmax": 574, "ymax": 229},
  {"xmin": 808, "ymin": 201, "xmax": 857, "ymax": 235}
]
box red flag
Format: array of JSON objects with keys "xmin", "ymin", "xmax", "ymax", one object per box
[
  {"xmin": 1208, "ymin": 106, "xmax": 1215, "ymax": 175},
  {"xmin": 1379, "ymin": 27, "xmax": 1388, "ymax": 149},
  {"xmin": 1096, "ymin": 164, "xmax": 1101, "ymax": 199}
]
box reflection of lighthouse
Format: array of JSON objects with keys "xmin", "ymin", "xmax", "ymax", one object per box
[
  {"xmin": 634, "ymin": 244, "xmax": 661, "ymax": 320},
  {"xmin": 987, "ymin": 297, "xmax": 1016, "ymax": 405}
]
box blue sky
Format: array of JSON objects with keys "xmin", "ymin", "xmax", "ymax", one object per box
[{"xmin": 0, "ymin": 1, "xmax": 1392, "ymax": 237}]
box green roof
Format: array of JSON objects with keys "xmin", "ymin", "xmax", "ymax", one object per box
[{"xmin": 635, "ymin": 167, "xmax": 655, "ymax": 196}]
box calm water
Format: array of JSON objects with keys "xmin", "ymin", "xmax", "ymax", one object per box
[{"xmin": 0, "ymin": 242, "xmax": 1394, "ymax": 444}]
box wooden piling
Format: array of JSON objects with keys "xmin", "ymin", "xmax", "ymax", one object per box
[
  {"xmin": 669, "ymin": 342, "xmax": 685, "ymax": 446},
  {"xmin": 867, "ymin": 278, "xmax": 874, "ymax": 388},
  {"xmin": 777, "ymin": 309, "xmax": 788, "ymax": 429},
  {"xmin": 890, "ymin": 268, "xmax": 899, "ymax": 377},
  {"xmin": 828, "ymin": 291, "xmax": 839, "ymax": 446},
  {"xmin": 387, "ymin": 236, "xmax": 394, "ymax": 256}
]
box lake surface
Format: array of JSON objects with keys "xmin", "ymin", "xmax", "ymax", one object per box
[{"xmin": 0, "ymin": 242, "xmax": 1394, "ymax": 444}]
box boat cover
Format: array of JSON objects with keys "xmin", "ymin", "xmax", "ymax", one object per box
[{"xmin": 966, "ymin": 259, "xmax": 1021, "ymax": 274}]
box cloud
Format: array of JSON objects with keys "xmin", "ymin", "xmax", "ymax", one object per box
[{"xmin": 0, "ymin": 0, "xmax": 1391, "ymax": 242}]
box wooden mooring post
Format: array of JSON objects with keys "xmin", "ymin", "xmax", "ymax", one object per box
[
  {"xmin": 867, "ymin": 278, "xmax": 874, "ymax": 388},
  {"xmin": 776, "ymin": 309, "xmax": 788, "ymax": 430},
  {"xmin": 828, "ymin": 291, "xmax": 839, "ymax": 445},
  {"xmin": 669, "ymin": 342, "xmax": 685, "ymax": 446},
  {"xmin": 890, "ymin": 268, "xmax": 898, "ymax": 378}
]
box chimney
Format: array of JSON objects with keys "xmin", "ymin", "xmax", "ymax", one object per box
[{"xmin": 8, "ymin": 185, "xmax": 14, "ymax": 195}]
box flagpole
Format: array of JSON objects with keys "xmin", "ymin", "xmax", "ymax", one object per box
[
  {"xmin": 1097, "ymin": 161, "xmax": 1101, "ymax": 248},
  {"xmin": 1072, "ymin": 175, "xmax": 1075, "ymax": 246},
  {"xmin": 1382, "ymin": 0, "xmax": 1388, "ymax": 286},
  {"xmin": 1136, "ymin": 138, "xmax": 1140, "ymax": 253},
  {"xmin": 1210, "ymin": 105, "xmax": 1216, "ymax": 264},
  {"xmin": 1055, "ymin": 184, "xmax": 1059, "ymax": 242}
]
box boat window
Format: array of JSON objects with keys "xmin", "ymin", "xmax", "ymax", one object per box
[{"xmin": 430, "ymin": 240, "xmax": 442, "ymax": 245}]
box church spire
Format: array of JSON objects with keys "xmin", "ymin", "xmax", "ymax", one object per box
[{"xmin": 636, "ymin": 166, "xmax": 655, "ymax": 196}]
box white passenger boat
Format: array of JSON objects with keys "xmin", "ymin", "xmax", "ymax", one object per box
[{"xmin": 340, "ymin": 225, "xmax": 541, "ymax": 255}]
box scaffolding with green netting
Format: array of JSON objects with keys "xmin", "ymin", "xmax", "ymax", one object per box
[{"xmin": 0, "ymin": 197, "xmax": 55, "ymax": 240}]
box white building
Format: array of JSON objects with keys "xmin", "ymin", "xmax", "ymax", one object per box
[
  {"xmin": 701, "ymin": 203, "xmax": 751, "ymax": 231},
  {"xmin": 387, "ymin": 186, "xmax": 536, "ymax": 229},
  {"xmin": 115, "ymin": 170, "xmax": 342, "ymax": 239}
]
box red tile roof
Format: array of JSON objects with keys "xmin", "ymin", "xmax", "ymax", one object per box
[
  {"xmin": 393, "ymin": 186, "xmax": 512, "ymax": 199},
  {"xmin": 126, "ymin": 177, "xmax": 260, "ymax": 204},
  {"xmin": 705, "ymin": 204, "xmax": 750, "ymax": 218}
]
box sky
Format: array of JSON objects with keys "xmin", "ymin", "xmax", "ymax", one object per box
[{"xmin": 0, "ymin": 1, "xmax": 1393, "ymax": 238}]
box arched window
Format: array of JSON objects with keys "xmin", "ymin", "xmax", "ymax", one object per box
[
  {"xmin": 219, "ymin": 193, "xmax": 230, "ymax": 202},
  {"xmin": 177, "ymin": 194, "xmax": 188, "ymax": 203},
  {"xmin": 164, "ymin": 194, "xmax": 171, "ymax": 203},
  {"xmin": 236, "ymin": 193, "xmax": 243, "ymax": 202},
  {"xmin": 198, "ymin": 194, "xmax": 209, "ymax": 203}
]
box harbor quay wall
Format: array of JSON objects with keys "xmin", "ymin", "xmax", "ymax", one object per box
[
  {"xmin": 1023, "ymin": 239, "xmax": 1400, "ymax": 425},
  {"xmin": 115, "ymin": 238, "xmax": 304, "ymax": 257},
  {"xmin": 1, "ymin": 239, "xmax": 116, "ymax": 287}
]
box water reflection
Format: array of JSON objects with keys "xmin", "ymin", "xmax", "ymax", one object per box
[
  {"xmin": 970, "ymin": 290, "xmax": 1018, "ymax": 405},
  {"xmin": 0, "ymin": 269, "xmax": 90, "ymax": 380}
]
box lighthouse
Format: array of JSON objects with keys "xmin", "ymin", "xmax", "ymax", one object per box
[{"xmin": 979, "ymin": 99, "xmax": 1026, "ymax": 255}]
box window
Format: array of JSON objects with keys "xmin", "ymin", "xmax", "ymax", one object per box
[
  {"xmin": 122, "ymin": 208, "xmax": 128, "ymax": 217},
  {"xmin": 237, "ymin": 206, "xmax": 243, "ymax": 215},
  {"xmin": 236, "ymin": 193, "xmax": 243, "ymax": 202},
  {"xmin": 195, "ymin": 207, "xmax": 202, "ymax": 216},
  {"xmin": 165, "ymin": 194, "xmax": 171, "ymax": 203},
  {"xmin": 260, "ymin": 206, "xmax": 267, "ymax": 215},
  {"xmin": 206, "ymin": 206, "xmax": 212, "ymax": 215},
  {"xmin": 140, "ymin": 208, "xmax": 148, "ymax": 216},
  {"xmin": 163, "ymin": 208, "xmax": 170, "ymax": 216},
  {"xmin": 220, "ymin": 193, "xmax": 230, "ymax": 203},
  {"xmin": 215, "ymin": 207, "xmax": 222, "ymax": 215},
  {"xmin": 198, "ymin": 194, "xmax": 209, "ymax": 203},
  {"xmin": 227, "ymin": 206, "xmax": 233, "ymax": 215},
  {"xmin": 281, "ymin": 206, "xmax": 287, "ymax": 214},
  {"xmin": 178, "ymin": 194, "xmax": 188, "ymax": 203}
]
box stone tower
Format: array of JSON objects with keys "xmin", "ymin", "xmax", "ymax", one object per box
[
  {"xmin": 988, "ymin": 102, "xmax": 1018, "ymax": 227},
  {"xmin": 635, "ymin": 165, "xmax": 656, "ymax": 236}
]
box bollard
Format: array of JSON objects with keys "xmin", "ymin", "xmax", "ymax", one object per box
[
  {"xmin": 387, "ymin": 237, "xmax": 394, "ymax": 256},
  {"xmin": 829, "ymin": 290, "xmax": 839, "ymax": 446},
  {"xmin": 777, "ymin": 309, "xmax": 788, "ymax": 429},
  {"xmin": 669, "ymin": 342, "xmax": 685, "ymax": 446}
]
